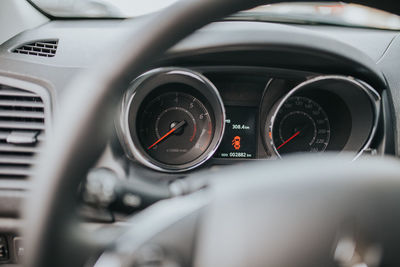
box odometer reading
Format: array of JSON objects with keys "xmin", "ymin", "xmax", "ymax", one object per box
[
  {"xmin": 137, "ymin": 92, "xmax": 214, "ymax": 165},
  {"xmin": 271, "ymin": 96, "xmax": 330, "ymax": 156},
  {"xmin": 215, "ymin": 106, "xmax": 257, "ymax": 159}
]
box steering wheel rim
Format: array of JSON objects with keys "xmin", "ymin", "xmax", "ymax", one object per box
[
  {"xmin": 92, "ymin": 154, "xmax": 400, "ymax": 267},
  {"xmin": 24, "ymin": 1, "xmax": 400, "ymax": 267}
]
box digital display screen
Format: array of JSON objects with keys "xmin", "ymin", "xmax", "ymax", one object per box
[{"xmin": 215, "ymin": 106, "xmax": 257, "ymax": 159}]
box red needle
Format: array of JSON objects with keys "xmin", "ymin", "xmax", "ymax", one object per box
[
  {"xmin": 147, "ymin": 120, "xmax": 186, "ymax": 150},
  {"xmin": 277, "ymin": 131, "xmax": 300, "ymax": 150}
]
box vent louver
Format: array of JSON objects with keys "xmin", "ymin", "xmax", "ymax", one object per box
[
  {"xmin": 0, "ymin": 84, "xmax": 46, "ymax": 179},
  {"xmin": 12, "ymin": 40, "xmax": 58, "ymax": 57}
]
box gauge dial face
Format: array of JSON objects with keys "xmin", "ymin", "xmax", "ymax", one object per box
[
  {"xmin": 137, "ymin": 92, "xmax": 214, "ymax": 165},
  {"xmin": 271, "ymin": 96, "xmax": 330, "ymax": 156}
]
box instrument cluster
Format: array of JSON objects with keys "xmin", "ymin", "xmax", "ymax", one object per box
[{"xmin": 117, "ymin": 67, "xmax": 380, "ymax": 172}]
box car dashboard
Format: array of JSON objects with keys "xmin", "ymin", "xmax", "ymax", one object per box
[{"xmin": 0, "ymin": 16, "xmax": 399, "ymax": 264}]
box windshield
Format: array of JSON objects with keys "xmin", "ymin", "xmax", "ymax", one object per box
[{"xmin": 30, "ymin": 0, "xmax": 400, "ymax": 30}]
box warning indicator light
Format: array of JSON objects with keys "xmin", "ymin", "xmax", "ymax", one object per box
[{"xmin": 232, "ymin": 136, "xmax": 241, "ymax": 150}]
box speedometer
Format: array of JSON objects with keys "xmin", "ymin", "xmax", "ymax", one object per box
[
  {"xmin": 270, "ymin": 96, "xmax": 330, "ymax": 156},
  {"xmin": 263, "ymin": 76, "xmax": 381, "ymax": 159}
]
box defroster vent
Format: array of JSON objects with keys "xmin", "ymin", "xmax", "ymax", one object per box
[
  {"xmin": 0, "ymin": 84, "xmax": 47, "ymax": 179},
  {"xmin": 12, "ymin": 40, "xmax": 58, "ymax": 57}
]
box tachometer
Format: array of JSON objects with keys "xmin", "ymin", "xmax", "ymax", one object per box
[
  {"xmin": 138, "ymin": 92, "xmax": 213, "ymax": 165},
  {"xmin": 118, "ymin": 68, "xmax": 225, "ymax": 172},
  {"xmin": 270, "ymin": 96, "xmax": 330, "ymax": 156}
]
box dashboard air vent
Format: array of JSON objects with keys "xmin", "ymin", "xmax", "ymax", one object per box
[
  {"xmin": 12, "ymin": 40, "xmax": 58, "ymax": 57},
  {"xmin": 0, "ymin": 84, "xmax": 46, "ymax": 179}
]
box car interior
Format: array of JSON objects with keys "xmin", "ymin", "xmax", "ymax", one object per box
[{"xmin": 1, "ymin": 0, "xmax": 400, "ymax": 266}]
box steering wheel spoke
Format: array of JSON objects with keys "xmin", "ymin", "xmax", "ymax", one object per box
[{"xmin": 93, "ymin": 193, "xmax": 208, "ymax": 267}]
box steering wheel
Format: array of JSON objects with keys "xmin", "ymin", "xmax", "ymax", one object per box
[{"xmin": 24, "ymin": 0, "xmax": 400, "ymax": 267}]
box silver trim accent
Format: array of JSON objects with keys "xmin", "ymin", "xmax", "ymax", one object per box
[
  {"xmin": 117, "ymin": 67, "xmax": 225, "ymax": 173},
  {"xmin": 6, "ymin": 131, "xmax": 39, "ymax": 144},
  {"xmin": 352, "ymin": 79, "xmax": 380, "ymax": 160},
  {"xmin": 268, "ymin": 75, "xmax": 380, "ymax": 160}
]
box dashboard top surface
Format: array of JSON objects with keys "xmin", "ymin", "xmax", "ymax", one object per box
[{"xmin": 0, "ymin": 19, "xmax": 397, "ymax": 100}]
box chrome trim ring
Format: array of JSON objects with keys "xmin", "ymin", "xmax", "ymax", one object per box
[{"xmin": 117, "ymin": 67, "xmax": 225, "ymax": 173}]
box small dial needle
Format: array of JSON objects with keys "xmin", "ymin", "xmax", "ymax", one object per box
[
  {"xmin": 277, "ymin": 130, "xmax": 300, "ymax": 150},
  {"xmin": 147, "ymin": 120, "xmax": 186, "ymax": 150}
]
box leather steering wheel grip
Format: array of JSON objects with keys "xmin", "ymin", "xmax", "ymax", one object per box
[{"xmin": 24, "ymin": 1, "xmax": 400, "ymax": 267}]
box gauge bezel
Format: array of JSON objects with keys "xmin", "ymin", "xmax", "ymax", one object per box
[
  {"xmin": 117, "ymin": 67, "xmax": 225, "ymax": 172},
  {"xmin": 266, "ymin": 75, "xmax": 380, "ymax": 159}
]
